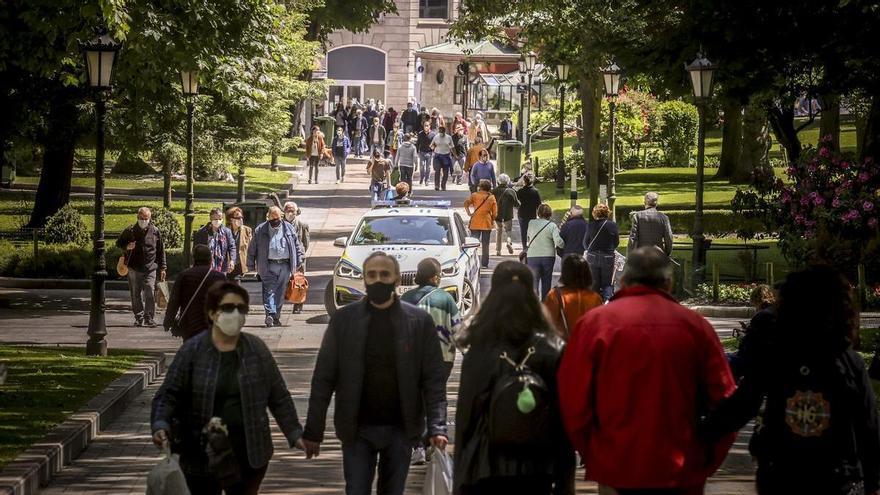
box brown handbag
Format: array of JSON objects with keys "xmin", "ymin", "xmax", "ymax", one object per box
[{"xmin": 285, "ymin": 272, "xmax": 308, "ymax": 304}]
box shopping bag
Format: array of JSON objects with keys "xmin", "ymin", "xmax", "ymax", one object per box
[
  {"xmin": 422, "ymin": 448, "xmax": 453, "ymax": 495},
  {"xmin": 155, "ymin": 281, "xmax": 170, "ymax": 309},
  {"xmin": 146, "ymin": 448, "xmax": 191, "ymax": 495},
  {"xmin": 285, "ymin": 272, "xmax": 309, "ymax": 304}
]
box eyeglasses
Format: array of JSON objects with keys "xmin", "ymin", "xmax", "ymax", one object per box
[{"xmin": 218, "ymin": 303, "xmax": 249, "ymax": 314}]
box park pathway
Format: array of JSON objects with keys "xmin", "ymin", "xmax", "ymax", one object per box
[{"xmin": 1, "ymin": 163, "xmax": 755, "ymax": 493}]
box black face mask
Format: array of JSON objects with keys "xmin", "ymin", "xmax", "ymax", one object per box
[
  {"xmin": 365, "ymin": 281, "xmax": 395, "ymax": 305},
  {"xmin": 269, "ymin": 218, "xmax": 282, "ymax": 228}
]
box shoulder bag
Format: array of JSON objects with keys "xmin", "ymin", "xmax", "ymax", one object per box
[
  {"xmin": 467, "ymin": 193, "xmax": 491, "ymax": 230},
  {"xmin": 518, "ymin": 219, "xmax": 553, "ymax": 264},
  {"xmin": 168, "ymin": 268, "xmax": 214, "ymax": 336}
]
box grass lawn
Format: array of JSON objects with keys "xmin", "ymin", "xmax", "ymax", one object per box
[
  {"xmin": 0, "ymin": 198, "xmax": 222, "ymax": 233},
  {"xmin": 0, "ymin": 346, "xmax": 144, "ymax": 469},
  {"xmin": 15, "ymin": 166, "xmax": 293, "ymax": 196}
]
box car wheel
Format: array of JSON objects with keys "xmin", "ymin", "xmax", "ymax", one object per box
[
  {"xmin": 460, "ymin": 279, "xmax": 477, "ymax": 317},
  {"xmin": 324, "ymin": 279, "xmax": 338, "ymax": 316}
]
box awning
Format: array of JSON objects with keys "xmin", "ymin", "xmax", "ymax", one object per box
[{"xmin": 415, "ymin": 39, "xmax": 521, "ymax": 63}]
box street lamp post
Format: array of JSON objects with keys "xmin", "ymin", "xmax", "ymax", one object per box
[
  {"xmin": 518, "ymin": 56, "xmax": 527, "ymax": 145},
  {"xmin": 180, "ymin": 70, "xmax": 199, "ymax": 267},
  {"xmin": 81, "ymin": 33, "xmax": 121, "ymax": 356},
  {"xmin": 524, "ymin": 52, "xmax": 537, "ymax": 160},
  {"xmin": 601, "ymin": 61, "xmax": 622, "ymax": 220},
  {"xmin": 686, "ymin": 53, "xmax": 716, "ymax": 288},
  {"xmin": 555, "ymin": 63, "xmax": 570, "ymax": 195}
]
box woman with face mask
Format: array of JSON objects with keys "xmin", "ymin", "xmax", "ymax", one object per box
[
  {"xmin": 194, "ymin": 207, "xmax": 237, "ymax": 274},
  {"xmin": 151, "ymin": 281, "xmax": 305, "ymax": 494},
  {"xmin": 225, "ymin": 207, "xmax": 252, "ymax": 281}
]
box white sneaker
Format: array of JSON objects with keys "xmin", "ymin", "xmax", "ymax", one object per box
[
  {"xmin": 410, "ymin": 447, "xmax": 426, "ymax": 466},
  {"xmin": 335, "ymin": 180, "xmax": 340, "ymax": 184}
]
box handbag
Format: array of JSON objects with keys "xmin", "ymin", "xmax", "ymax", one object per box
[
  {"xmin": 155, "ymin": 281, "xmax": 170, "ymax": 309},
  {"xmin": 285, "ymin": 271, "xmax": 309, "ymax": 304},
  {"xmin": 146, "ymin": 444, "xmax": 191, "ymax": 495},
  {"xmin": 168, "ymin": 268, "xmax": 214, "ymax": 336},
  {"xmin": 518, "ymin": 219, "xmax": 553, "ymax": 264}
]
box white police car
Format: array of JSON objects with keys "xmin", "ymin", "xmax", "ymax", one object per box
[{"xmin": 325, "ymin": 200, "xmax": 482, "ymax": 316}]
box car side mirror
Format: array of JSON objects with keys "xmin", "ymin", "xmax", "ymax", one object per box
[
  {"xmin": 333, "ymin": 236, "xmax": 348, "ymax": 248},
  {"xmin": 462, "ymin": 236, "xmax": 481, "ymax": 249}
]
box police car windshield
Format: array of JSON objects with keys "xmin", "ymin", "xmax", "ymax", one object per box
[{"xmin": 352, "ymin": 216, "xmax": 453, "ymax": 245}]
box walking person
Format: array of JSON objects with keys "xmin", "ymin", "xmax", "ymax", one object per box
[
  {"xmin": 464, "ymin": 179, "xmax": 498, "ymax": 269},
  {"xmin": 225, "ymin": 206, "xmax": 252, "ymax": 282},
  {"xmin": 516, "ymin": 172, "xmax": 542, "ymax": 251},
  {"xmin": 246, "ymin": 206, "xmax": 304, "ymax": 328},
  {"xmin": 401, "ymin": 101, "xmax": 419, "ymax": 134},
  {"xmin": 525, "ymin": 204, "xmax": 564, "ymax": 301},
  {"xmin": 367, "ymin": 117, "xmax": 386, "ymax": 158},
  {"xmin": 306, "ymin": 125, "xmax": 325, "ymax": 185},
  {"xmin": 382, "ymin": 106, "xmax": 398, "ymax": 134},
  {"xmin": 400, "ymin": 257, "xmax": 462, "ymax": 465},
  {"xmin": 331, "ymin": 126, "xmax": 351, "ymax": 184},
  {"xmin": 194, "ymin": 207, "xmax": 237, "ymax": 275},
  {"xmin": 394, "ymin": 133, "xmax": 417, "ymax": 193},
  {"xmin": 468, "ymin": 148, "xmax": 496, "ymax": 193},
  {"xmin": 559, "ymin": 205, "xmax": 588, "ymax": 259},
  {"xmin": 367, "ymin": 149, "xmax": 391, "ymax": 200},
  {"xmin": 464, "ymin": 135, "xmax": 486, "ymax": 190},
  {"xmin": 350, "ymin": 109, "xmax": 368, "ymax": 158},
  {"xmin": 627, "ymin": 191, "xmax": 673, "ymax": 256},
  {"xmin": 584, "ymin": 204, "xmax": 620, "ymax": 301},
  {"xmin": 386, "ymin": 121, "xmax": 404, "ymax": 161},
  {"xmin": 430, "ymin": 125, "xmax": 455, "ymax": 191},
  {"xmin": 492, "ymin": 173, "xmax": 519, "ymax": 256},
  {"xmin": 334, "ymin": 102, "xmax": 349, "ymax": 131},
  {"xmin": 558, "ymin": 248, "xmax": 736, "ymax": 495},
  {"xmin": 727, "ymin": 284, "xmax": 777, "ymax": 380},
  {"xmin": 451, "ymin": 125, "xmax": 468, "ymax": 185},
  {"xmin": 283, "ymin": 202, "xmax": 310, "ymax": 314},
  {"xmin": 701, "ymin": 266, "xmax": 880, "ymax": 495},
  {"xmin": 455, "ymin": 260, "xmax": 575, "ymax": 495},
  {"xmin": 416, "ymin": 122, "xmax": 435, "ymax": 186},
  {"xmin": 163, "ymin": 245, "xmax": 227, "ymax": 340},
  {"xmin": 452, "ymin": 111, "xmax": 469, "ymax": 136},
  {"xmin": 542, "ymin": 254, "xmax": 603, "ymax": 341},
  {"xmin": 116, "ymin": 206, "xmax": 166, "ymax": 327},
  {"xmin": 151, "ymin": 281, "xmax": 305, "ymax": 495},
  {"xmin": 499, "ymin": 113, "xmax": 515, "ymax": 140},
  {"xmin": 301, "ymin": 252, "xmax": 449, "ymax": 495}
]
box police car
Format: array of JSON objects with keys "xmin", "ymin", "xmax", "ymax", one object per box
[{"xmin": 325, "ymin": 200, "xmax": 482, "ymax": 316}]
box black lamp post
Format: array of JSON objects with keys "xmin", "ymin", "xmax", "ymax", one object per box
[
  {"xmin": 601, "ymin": 61, "xmax": 622, "ymax": 219},
  {"xmin": 686, "ymin": 53, "xmax": 715, "ymax": 287},
  {"xmin": 555, "ymin": 63, "xmax": 570, "ymax": 194},
  {"xmin": 81, "ymin": 33, "xmax": 121, "ymax": 356},
  {"xmin": 518, "ymin": 56, "xmax": 527, "ymax": 145},
  {"xmin": 180, "ymin": 69, "xmax": 199, "ymax": 266},
  {"xmin": 524, "ymin": 52, "xmax": 537, "ymax": 160}
]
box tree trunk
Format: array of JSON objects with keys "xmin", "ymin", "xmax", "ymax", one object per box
[
  {"xmin": 860, "ymin": 95, "xmax": 880, "ymax": 163},
  {"xmin": 27, "ymin": 89, "xmax": 79, "ymax": 228},
  {"xmin": 270, "ymin": 152, "xmax": 279, "ymax": 172},
  {"xmin": 578, "ymin": 74, "xmax": 602, "ymax": 211},
  {"xmin": 715, "ymin": 99, "xmax": 743, "ymax": 180},
  {"xmin": 768, "ymin": 103, "xmax": 802, "ymax": 165},
  {"xmin": 162, "ymin": 159, "xmax": 172, "ymax": 209},
  {"xmin": 818, "ymin": 93, "xmax": 841, "ymax": 151},
  {"xmin": 290, "ymin": 101, "xmax": 305, "ymax": 139},
  {"xmin": 736, "ymin": 99, "xmax": 772, "ymax": 183}
]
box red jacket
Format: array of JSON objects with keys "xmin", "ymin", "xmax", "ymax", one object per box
[{"xmin": 557, "ymin": 286, "xmax": 736, "ymax": 489}]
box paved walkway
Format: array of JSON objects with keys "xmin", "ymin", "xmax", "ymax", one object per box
[{"xmin": 2, "ymin": 164, "xmax": 757, "ymax": 494}]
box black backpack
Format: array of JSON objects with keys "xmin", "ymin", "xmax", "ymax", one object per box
[{"xmin": 487, "ymin": 340, "xmax": 553, "ymax": 449}]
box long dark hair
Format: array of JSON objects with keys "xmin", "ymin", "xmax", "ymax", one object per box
[
  {"xmin": 558, "ymin": 254, "xmax": 593, "ymax": 289},
  {"xmin": 776, "ymin": 265, "xmax": 857, "ymax": 354},
  {"xmin": 460, "ymin": 261, "xmax": 553, "ymax": 348}
]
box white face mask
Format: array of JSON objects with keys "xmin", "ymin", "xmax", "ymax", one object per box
[
  {"xmin": 137, "ymin": 219, "xmax": 149, "ymax": 229},
  {"xmin": 216, "ymin": 309, "xmax": 245, "ymax": 337},
  {"xmin": 285, "ymin": 212, "xmax": 296, "ymax": 222},
  {"xmin": 211, "ymin": 219, "xmax": 222, "ymax": 229},
  {"xmin": 232, "ymin": 219, "xmax": 242, "ymax": 228}
]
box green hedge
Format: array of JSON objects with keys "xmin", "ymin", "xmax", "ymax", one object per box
[
  {"xmin": 0, "ymin": 241, "xmax": 187, "ymax": 279},
  {"xmin": 615, "ymin": 206, "xmax": 765, "ymax": 236}
]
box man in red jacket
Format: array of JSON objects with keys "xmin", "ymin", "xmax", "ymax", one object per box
[{"xmin": 558, "ymin": 247, "xmax": 736, "ymax": 494}]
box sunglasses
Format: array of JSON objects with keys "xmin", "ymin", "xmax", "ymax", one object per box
[{"xmin": 218, "ymin": 303, "xmax": 249, "ymax": 314}]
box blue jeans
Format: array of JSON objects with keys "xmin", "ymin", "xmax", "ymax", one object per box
[
  {"xmin": 471, "ymin": 229, "xmax": 491, "ymax": 268},
  {"xmin": 335, "ymin": 154, "xmax": 347, "ymax": 180},
  {"xmin": 418, "ymin": 152, "xmax": 432, "ymax": 184},
  {"xmin": 342, "ymin": 425, "xmax": 411, "ymax": 495},
  {"xmin": 398, "ymin": 166, "xmax": 413, "ymax": 192},
  {"xmin": 261, "ymin": 261, "xmax": 291, "ymax": 317},
  {"xmin": 528, "ymin": 256, "xmax": 555, "ymax": 301},
  {"xmin": 433, "ymin": 153, "xmax": 452, "ymax": 189},
  {"xmin": 587, "ymin": 252, "xmax": 615, "ymax": 301}
]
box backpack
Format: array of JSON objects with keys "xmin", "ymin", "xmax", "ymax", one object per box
[{"xmin": 487, "ymin": 340, "xmax": 553, "ymax": 449}]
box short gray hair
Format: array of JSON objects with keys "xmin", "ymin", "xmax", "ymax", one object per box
[
  {"xmin": 498, "ymin": 173, "xmax": 510, "ymax": 185},
  {"xmin": 569, "ymin": 206, "xmax": 584, "ymax": 218},
  {"xmin": 137, "ymin": 207, "xmax": 152, "ymax": 217},
  {"xmin": 622, "ymin": 247, "xmax": 673, "ymax": 289},
  {"xmin": 209, "ymin": 207, "xmax": 223, "ymax": 217},
  {"xmin": 283, "ymin": 201, "xmax": 298, "ymax": 212},
  {"xmin": 645, "ymin": 192, "xmax": 660, "ymax": 207}
]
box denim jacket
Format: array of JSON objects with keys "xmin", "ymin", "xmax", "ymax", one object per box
[{"xmin": 151, "ymin": 332, "xmax": 303, "ymax": 470}]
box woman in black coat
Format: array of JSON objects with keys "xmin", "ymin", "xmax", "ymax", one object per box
[{"xmin": 454, "ymin": 261, "xmax": 575, "ymax": 495}]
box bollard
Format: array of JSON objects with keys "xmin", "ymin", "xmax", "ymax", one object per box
[
  {"xmin": 765, "ymin": 262, "xmax": 774, "ymax": 287},
  {"xmin": 712, "ymin": 264, "xmax": 720, "ymax": 302}
]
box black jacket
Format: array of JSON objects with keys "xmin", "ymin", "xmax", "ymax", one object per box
[
  {"xmin": 303, "ymin": 299, "xmax": 448, "ymax": 444},
  {"xmin": 454, "ymin": 333, "xmax": 574, "ymax": 493},
  {"xmin": 162, "ymin": 265, "xmax": 226, "ymax": 340},
  {"xmin": 701, "ymin": 315, "xmax": 880, "ymax": 494},
  {"xmin": 559, "ymin": 217, "xmax": 588, "ymax": 257},
  {"xmin": 492, "ymin": 185, "xmax": 520, "ymax": 222},
  {"xmin": 116, "ymin": 223, "xmax": 166, "ymax": 272},
  {"xmin": 417, "ymin": 129, "xmax": 435, "ymax": 153},
  {"xmin": 516, "ymin": 185, "xmax": 542, "ymax": 220},
  {"xmin": 584, "ymin": 219, "xmax": 620, "ymax": 255},
  {"xmin": 401, "ymin": 108, "xmax": 420, "ymax": 129}
]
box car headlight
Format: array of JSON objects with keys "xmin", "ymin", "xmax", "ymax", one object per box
[
  {"xmin": 441, "ymin": 262, "xmax": 459, "ymax": 277},
  {"xmin": 336, "ymin": 263, "xmax": 363, "ymax": 279}
]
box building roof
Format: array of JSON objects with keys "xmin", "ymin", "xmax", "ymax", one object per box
[{"xmin": 415, "ymin": 39, "xmax": 521, "ymax": 62}]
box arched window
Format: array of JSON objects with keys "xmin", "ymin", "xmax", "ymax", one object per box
[{"xmin": 326, "ymin": 46, "xmax": 386, "ymax": 106}]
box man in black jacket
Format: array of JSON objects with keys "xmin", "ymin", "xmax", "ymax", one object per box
[
  {"xmin": 492, "ymin": 173, "xmax": 520, "ymax": 255},
  {"xmin": 302, "ymin": 252, "xmax": 448, "ymax": 494},
  {"xmin": 116, "ymin": 207, "xmax": 166, "ymax": 327},
  {"xmin": 162, "ymin": 245, "xmax": 226, "ymax": 340},
  {"xmin": 516, "ymin": 172, "xmax": 542, "ymax": 251},
  {"xmin": 400, "ymin": 101, "xmax": 419, "ymax": 134}
]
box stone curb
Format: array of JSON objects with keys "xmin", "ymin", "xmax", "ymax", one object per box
[
  {"xmin": 0, "ymin": 353, "xmax": 167, "ymax": 495},
  {"xmin": 0, "ymin": 277, "xmax": 261, "ymax": 291},
  {"xmin": 10, "ymin": 183, "xmax": 295, "ymax": 201},
  {"xmin": 687, "ymin": 305, "xmax": 755, "ymax": 319}
]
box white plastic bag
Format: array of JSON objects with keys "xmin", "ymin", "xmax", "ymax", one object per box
[
  {"xmin": 146, "ymin": 448, "xmax": 191, "ymax": 495},
  {"xmin": 422, "ymin": 448, "xmax": 453, "ymax": 495}
]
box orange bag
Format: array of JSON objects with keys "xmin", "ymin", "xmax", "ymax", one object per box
[{"xmin": 285, "ymin": 272, "xmax": 308, "ymax": 304}]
